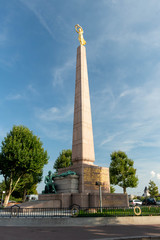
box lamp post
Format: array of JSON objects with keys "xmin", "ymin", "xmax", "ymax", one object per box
[{"xmin": 96, "ymin": 181, "xmax": 102, "ymax": 213}]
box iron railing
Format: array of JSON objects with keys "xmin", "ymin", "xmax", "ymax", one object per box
[
  {"xmin": 77, "ymin": 206, "xmax": 160, "ymax": 217},
  {"xmin": 0, "ymin": 205, "xmax": 160, "ymax": 218},
  {"xmin": 0, "ymin": 207, "xmax": 72, "ymax": 218}
]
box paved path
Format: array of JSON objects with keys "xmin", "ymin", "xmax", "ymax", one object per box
[{"xmin": 0, "ymin": 225, "xmax": 160, "ymax": 240}]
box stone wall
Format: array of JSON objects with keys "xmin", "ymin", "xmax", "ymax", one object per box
[
  {"xmin": 39, "ymin": 193, "xmax": 71, "ymax": 208},
  {"xmin": 89, "ymin": 193, "xmax": 129, "ymax": 208},
  {"xmin": 71, "ymin": 193, "xmax": 90, "ymax": 207},
  {"xmin": 39, "ymin": 192, "xmax": 128, "ymax": 208}
]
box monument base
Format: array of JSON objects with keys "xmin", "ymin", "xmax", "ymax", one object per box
[
  {"xmin": 38, "ymin": 192, "xmax": 128, "ymax": 208},
  {"xmin": 57, "ymin": 163, "xmax": 110, "ymax": 193}
]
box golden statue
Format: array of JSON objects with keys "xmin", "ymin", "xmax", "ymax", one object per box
[{"xmin": 75, "ymin": 24, "xmax": 86, "ymax": 46}]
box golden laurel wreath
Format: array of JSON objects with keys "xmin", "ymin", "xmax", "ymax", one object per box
[
  {"xmin": 134, "ymin": 206, "xmax": 141, "ymax": 216},
  {"xmin": 75, "ymin": 24, "xmax": 82, "ymax": 33},
  {"xmin": 71, "ymin": 206, "xmax": 79, "ymax": 217}
]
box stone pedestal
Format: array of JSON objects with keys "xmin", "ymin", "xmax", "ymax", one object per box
[
  {"xmin": 54, "ymin": 175, "xmax": 79, "ymax": 193},
  {"xmin": 58, "ymin": 163, "xmax": 110, "ymax": 193}
]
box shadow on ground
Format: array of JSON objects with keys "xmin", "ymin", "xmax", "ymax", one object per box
[{"xmin": 0, "ymin": 225, "xmax": 160, "ymax": 240}]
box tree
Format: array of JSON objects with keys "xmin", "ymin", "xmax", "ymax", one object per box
[
  {"xmin": 12, "ymin": 171, "xmax": 42, "ymax": 201},
  {"xmin": 148, "ymin": 180, "xmax": 159, "ymax": 198},
  {"xmin": 0, "ymin": 125, "xmax": 49, "ymax": 207},
  {"xmin": 53, "ymin": 149, "xmax": 72, "ymax": 172},
  {"xmin": 109, "ymin": 151, "xmax": 138, "ymax": 194}
]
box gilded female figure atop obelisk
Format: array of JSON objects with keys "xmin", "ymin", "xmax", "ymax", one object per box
[{"xmin": 75, "ymin": 24, "xmax": 86, "ymax": 45}]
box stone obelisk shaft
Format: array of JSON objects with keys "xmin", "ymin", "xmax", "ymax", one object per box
[{"xmin": 72, "ymin": 45, "xmax": 95, "ymax": 165}]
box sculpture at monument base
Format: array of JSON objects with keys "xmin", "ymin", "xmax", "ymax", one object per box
[
  {"xmin": 42, "ymin": 170, "xmax": 78, "ymax": 194},
  {"xmin": 42, "ymin": 171, "xmax": 57, "ymax": 194}
]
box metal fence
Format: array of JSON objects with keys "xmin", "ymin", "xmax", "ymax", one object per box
[
  {"xmin": 0, "ymin": 205, "xmax": 160, "ymax": 218},
  {"xmin": 0, "ymin": 207, "xmax": 72, "ymax": 218},
  {"xmin": 77, "ymin": 206, "xmax": 160, "ymax": 217}
]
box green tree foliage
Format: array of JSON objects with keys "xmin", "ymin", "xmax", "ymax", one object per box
[
  {"xmin": 109, "ymin": 151, "xmax": 138, "ymax": 194},
  {"xmin": 0, "ymin": 125, "xmax": 49, "ymax": 207},
  {"xmin": 53, "ymin": 149, "xmax": 72, "ymax": 172},
  {"xmin": 12, "ymin": 171, "xmax": 42, "ymax": 201},
  {"xmin": 148, "ymin": 180, "xmax": 159, "ymax": 197},
  {"xmin": 110, "ymin": 185, "xmax": 115, "ymax": 193}
]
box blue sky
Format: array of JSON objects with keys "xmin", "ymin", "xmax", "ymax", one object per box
[{"xmin": 0, "ymin": 0, "xmax": 160, "ymax": 195}]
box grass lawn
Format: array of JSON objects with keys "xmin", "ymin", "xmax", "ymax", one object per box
[{"xmin": 77, "ymin": 206, "xmax": 160, "ymax": 217}]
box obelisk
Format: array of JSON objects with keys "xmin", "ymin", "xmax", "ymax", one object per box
[
  {"xmin": 72, "ymin": 25, "xmax": 95, "ymax": 165},
  {"xmin": 58, "ymin": 25, "xmax": 110, "ymax": 194}
]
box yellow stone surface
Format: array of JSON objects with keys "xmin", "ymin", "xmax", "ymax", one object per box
[{"xmin": 83, "ymin": 166, "xmax": 110, "ymax": 192}]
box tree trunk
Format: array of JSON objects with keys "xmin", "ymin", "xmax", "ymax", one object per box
[
  {"xmin": 123, "ymin": 187, "xmax": 126, "ymax": 194},
  {"xmin": 3, "ymin": 174, "xmax": 22, "ymax": 207},
  {"xmin": 22, "ymin": 188, "xmax": 27, "ymax": 202},
  {"xmin": 3, "ymin": 192, "xmax": 11, "ymax": 207}
]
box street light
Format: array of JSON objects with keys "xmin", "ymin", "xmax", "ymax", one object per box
[{"xmin": 96, "ymin": 181, "xmax": 102, "ymax": 213}]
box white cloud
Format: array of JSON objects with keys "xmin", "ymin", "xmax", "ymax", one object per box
[
  {"xmin": 20, "ymin": 0, "xmax": 55, "ymax": 39},
  {"xmin": 104, "ymin": 30, "xmax": 160, "ymax": 49},
  {"xmin": 19, "ymin": 0, "xmax": 71, "ymax": 43},
  {"xmin": 95, "ymin": 66, "xmax": 160, "ymax": 151},
  {"xmin": 150, "ymin": 171, "xmax": 156, "ymax": 178},
  {"xmin": 100, "ymin": 132, "xmax": 122, "ymax": 146},
  {"xmin": 5, "ymin": 84, "xmax": 39, "ymax": 102},
  {"xmin": 86, "ymin": 0, "xmax": 160, "ymax": 62},
  {"xmin": 0, "ymin": 54, "xmax": 20, "ymax": 69},
  {"xmin": 149, "ymin": 172, "xmax": 160, "ymax": 180},
  {"xmin": 52, "ymin": 59, "xmax": 74, "ymax": 87},
  {"xmin": 36, "ymin": 105, "xmax": 73, "ymax": 122},
  {"xmin": 27, "ymin": 84, "xmax": 38, "ymax": 95},
  {"xmin": 36, "ymin": 123, "xmax": 72, "ymax": 142},
  {"xmin": 6, "ymin": 94, "xmax": 23, "ymax": 100},
  {"xmin": 119, "ymin": 88, "xmax": 140, "ymax": 98},
  {"xmin": 119, "ymin": 86, "xmax": 160, "ymax": 122}
]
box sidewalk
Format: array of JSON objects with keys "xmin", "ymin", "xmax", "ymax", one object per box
[
  {"xmin": 0, "ymin": 216, "xmax": 160, "ymax": 227},
  {"xmin": 0, "ymin": 225, "xmax": 160, "ymax": 240}
]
